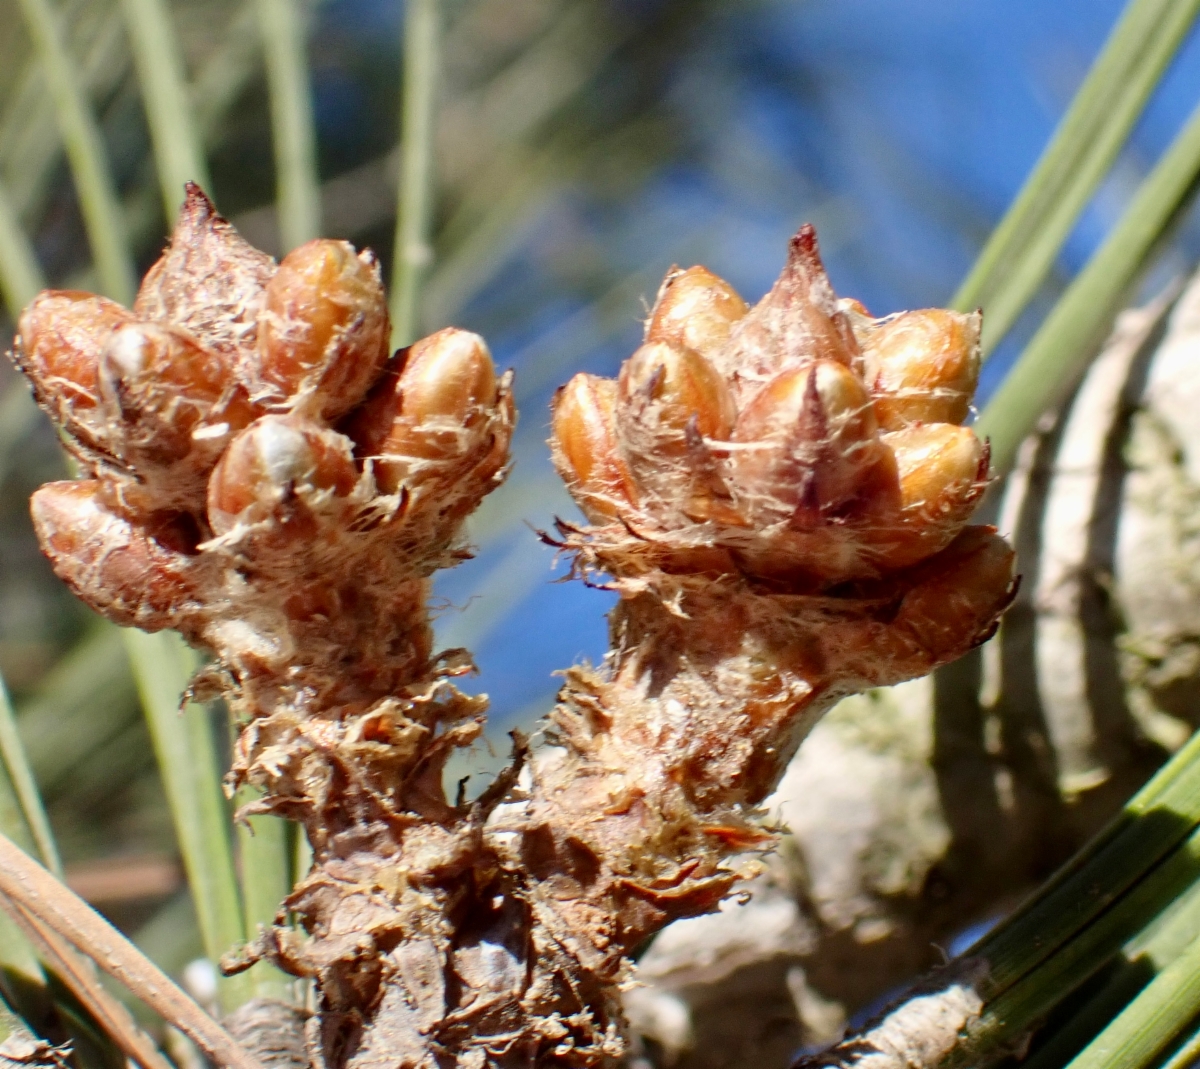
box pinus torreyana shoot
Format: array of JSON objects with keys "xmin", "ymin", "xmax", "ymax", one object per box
[{"xmin": 11, "ymin": 186, "xmax": 1014, "ymax": 1068}]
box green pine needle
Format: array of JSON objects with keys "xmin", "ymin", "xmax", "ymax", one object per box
[
  {"xmin": 16, "ymin": 0, "xmax": 136, "ymax": 303},
  {"xmin": 976, "ymin": 96, "xmax": 1200, "ymax": 477},
  {"xmin": 119, "ymin": 0, "xmax": 212, "ymax": 220},
  {"xmin": 256, "ymin": 0, "xmax": 322, "ymax": 251},
  {"xmin": 390, "ymin": 0, "xmax": 441, "ymax": 348},
  {"xmin": 123, "ymin": 629, "xmax": 253, "ymax": 1014}
]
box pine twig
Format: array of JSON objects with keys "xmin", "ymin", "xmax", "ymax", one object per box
[
  {"xmin": 4, "ymin": 903, "xmax": 175, "ymax": 1069},
  {"xmin": 9, "ymin": 191, "xmax": 1013, "ymax": 1066},
  {"xmin": 0, "ymin": 832, "xmax": 263, "ymax": 1069}
]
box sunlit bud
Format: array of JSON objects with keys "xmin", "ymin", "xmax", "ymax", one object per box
[
  {"xmin": 864, "ymin": 308, "xmax": 981, "ymax": 429},
  {"xmin": 731, "ymin": 359, "xmax": 888, "ymax": 521},
  {"xmin": 207, "ymin": 416, "xmax": 358, "ymax": 534},
  {"xmin": 255, "ymin": 239, "xmax": 390, "ymax": 420},
  {"xmin": 887, "ymin": 422, "xmax": 987, "ymax": 519},
  {"xmin": 551, "ymin": 373, "xmax": 636, "ymax": 523},
  {"xmin": 646, "ymin": 266, "xmax": 749, "ymax": 360},
  {"xmin": 851, "ymin": 423, "xmax": 988, "ymax": 571},
  {"xmin": 30, "ymin": 480, "xmax": 197, "ymax": 631},
  {"xmin": 343, "ymin": 328, "xmax": 499, "ymax": 493},
  {"xmin": 99, "ymin": 322, "xmax": 256, "ymax": 467},
  {"xmin": 617, "ymin": 341, "xmax": 736, "ymax": 441},
  {"xmin": 16, "ymin": 290, "xmax": 134, "ymax": 442}
]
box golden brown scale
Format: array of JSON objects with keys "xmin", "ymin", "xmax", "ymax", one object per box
[
  {"xmin": 617, "ymin": 341, "xmax": 736, "ymax": 442},
  {"xmin": 253, "ymin": 239, "xmax": 390, "ymax": 419},
  {"xmin": 862, "ymin": 307, "xmax": 982, "ymax": 428},
  {"xmin": 97, "ymin": 321, "xmax": 260, "ymax": 513},
  {"xmin": 15, "ymin": 291, "xmax": 135, "ymax": 462},
  {"xmin": 29, "ymin": 481, "xmax": 203, "ymax": 633},
  {"xmin": 645, "ymin": 265, "xmax": 749, "ymax": 361},
  {"xmin": 11, "ymin": 194, "xmax": 1013, "ymax": 1069},
  {"xmin": 343, "ymin": 326, "xmax": 507, "ymax": 501},
  {"xmin": 207, "ymin": 416, "xmax": 359, "ymax": 535},
  {"xmin": 730, "ymin": 359, "xmax": 893, "ymax": 526},
  {"xmin": 551, "ymin": 374, "xmax": 637, "ymax": 523}
]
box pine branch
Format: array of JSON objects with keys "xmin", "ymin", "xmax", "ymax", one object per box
[{"xmin": 7, "ymin": 188, "xmax": 1013, "ymax": 1067}]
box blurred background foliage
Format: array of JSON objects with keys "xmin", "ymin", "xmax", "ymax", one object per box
[{"xmin": 3, "ymin": 0, "xmax": 1200, "ymax": 1057}]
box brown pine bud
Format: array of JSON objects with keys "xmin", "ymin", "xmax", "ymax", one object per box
[
  {"xmin": 646, "ymin": 266, "xmax": 749, "ymax": 360},
  {"xmin": 888, "ymin": 422, "xmax": 986, "ymax": 518},
  {"xmin": 99, "ymin": 322, "xmax": 257, "ymax": 475},
  {"xmin": 852, "ymin": 423, "xmax": 988, "ymax": 570},
  {"xmin": 15, "ymin": 290, "xmax": 134, "ymax": 451},
  {"xmin": 254, "ymin": 239, "xmax": 390, "ymax": 420},
  {"xmin": 721, "ymin": 225, "xmax": 858, "ymax": 383},
  {"xmin": 344, "ymin": 328, "xmax": 501, "ymax": 494},
  {"xmin": 135, "ymin": 184, "xmax": 275, "ymax": 361},
  {"xmin": 207, "ymin": 416, "xmax": 358, "ymax": 535},
  {"xmin": 617, "ymin": 341, "xmax": 736, "ymax": 441},
  {"xmin": 551, "ymin": 373, "xmax": 636, "ymax": 523},
  {"xmin": 30, "ymin": 480, "xmax": 197, "ymax": 631},
  {"xmin": 863, "ymin": 308, "xmax": 981, "ymax": 429},
  {"xmin": 730, "ymin": 359, "xmax": 888, "ymax": 523}
]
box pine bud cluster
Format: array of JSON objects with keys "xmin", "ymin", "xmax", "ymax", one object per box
[
  {"xmin": 528, "ymin": 230, "xmax": 1017, "ymax": 1007},
  {"xmin": 16, "ymin": 187, "xmax": 512, "ymax": 653},
  {"xmin": 10, "ymin": 200, "xmax": 1015, "ymax": 1069},
  {"xmin": 551, "ymin": 225, "xmax": 989, "ymax": 590}
]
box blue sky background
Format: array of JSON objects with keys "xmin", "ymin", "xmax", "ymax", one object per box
[{"xmin": 305, "ymin": 0, "xmax": 1200, "ymax": 765}]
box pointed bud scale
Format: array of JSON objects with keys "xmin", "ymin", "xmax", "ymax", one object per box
[
  {"xmin": 254, "ymin": 239, "xmax": 390, "ymax": 420},
  {"xmin": 389, "ymin": 328, "xmax": 497, "ymax": 446},
  {"xmin": 207, "ymin": 416, "xmax": 358, "ymax": 535},
  {"xmin": 15, "ymin": 290, "xmax": 134, "ymax": 452},
  {"xmin": 99, "ymin": 322, "xmax": 257, "ymax": 474},
  {"xmin": 646, "ymin": 266, "xmax": 749, "ymax": 361},
  {"xmin": 718, "ymin": 225, "xmax": 858, "ymax": 382},
  {"xmin": 135, "ymin": 184, "xmax": 275, "ymax": 361},
  {"xmin": 863, "ymin": 308, "xmax": 981, "ymax": 429},
  {"xmin": 344, "ymin": 328, "xmax": 500, "ymax": 495},
  {"xmin": 730, "ymin": 359, "xmax": 888, "ymax": 523},
  {"xmin": 617, "ymin": 341, "xmax": 736, "ymax": 441},
  {"xmin": 30, "ymin": 480, "xmax": 198, "ymax": 631},
  {"xmin": 551, "ymin": 373, "xmax": 636, "ymax": 523}
]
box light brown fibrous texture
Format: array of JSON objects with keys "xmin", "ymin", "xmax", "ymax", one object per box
[{"xmin": 12, "ymin": 189, "xmax": 1014, "ymax": 1069}]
